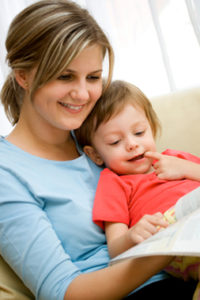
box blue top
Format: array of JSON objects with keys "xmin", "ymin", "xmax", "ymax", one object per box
[{"xmin": 0, "ymin": 136, "xmax": 168, "ymax": 300}]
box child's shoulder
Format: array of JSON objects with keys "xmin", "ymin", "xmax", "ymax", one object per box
[{"xmin": 162, "ymin": 148, "xmax": 200, "ymax": 163}]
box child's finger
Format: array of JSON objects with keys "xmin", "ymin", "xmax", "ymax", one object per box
[
  {"xmin": 142, "ymin": 213, "xmax": 168, "ymax": 228},
  {"xmin": 144, "ymin": 151, "xmax": 162, "ymax": 160},
  {"xmin": 152, "ymin": 212, "xmax": 169, "ymax": 228}
]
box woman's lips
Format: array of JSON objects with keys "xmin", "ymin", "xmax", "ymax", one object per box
[{"xmin": 59, "ymin": 102, "xmax": 83, "ymax": 110}]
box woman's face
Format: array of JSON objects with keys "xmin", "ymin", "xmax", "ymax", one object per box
[{"xmin": 23, "ymin": 44, "xmax": 103, "ymax": 133}]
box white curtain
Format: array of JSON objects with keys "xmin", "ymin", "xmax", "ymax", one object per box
[
  {"xmin": 1, "ymin": 0, "xmax": 200, "ymax": 135},
  {"xmin": 186, "ymin": 0, "xmax": 200, "ymax": 46}
]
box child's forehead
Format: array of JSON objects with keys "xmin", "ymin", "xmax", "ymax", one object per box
[
  {"xmin": 93, "ymin": 99, "xmax": 147, "ymax": 134},
  {"xmin": 99, "ymin": 105, "xmax": 148, "ymax": 130},
  {"xmin": 110, "ymin": 102, "xmax": 146, "ymax": 119}
]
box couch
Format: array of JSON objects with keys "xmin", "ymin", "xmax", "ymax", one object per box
[
  {"xmin": 151, "ymin": 86, "xmax": 200, "ymax": 157},
  {"xmin": 0, "ymin": 86, "xmax": 200, "ymax": 299}
]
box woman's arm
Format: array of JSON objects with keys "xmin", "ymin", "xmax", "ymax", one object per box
[
  {"xmin": 104, "ymin": 213, "xmax": 168, "ymax": 258},
  {"xmin": 0, "ymin": 168, "xmax": 81, "ymax": 300},
  {"xmin": 65, "ymin": 255, "xmax": 173, "ymax": 300}
]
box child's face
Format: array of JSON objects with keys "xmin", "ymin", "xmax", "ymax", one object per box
[{"xmin": 92, "ymin": 104, "xmax": 157, "ymax": 175}]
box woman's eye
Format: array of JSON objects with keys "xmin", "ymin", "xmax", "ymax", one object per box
[
  {"xmin": 57, "ymin": 74, "xmax": 73, "ymax": 81},
  {"xmin": 87, "ymin": 75, "xmax": 101, "ymax": 81}
]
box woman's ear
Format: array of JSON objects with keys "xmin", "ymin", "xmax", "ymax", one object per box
[
  {"xmin": 83, "ymin": 146, "xmax": 104, "ymax": 165},
  {"xmin": 14, "ymin": 70, "xmax": 29, "ymax": 90}
]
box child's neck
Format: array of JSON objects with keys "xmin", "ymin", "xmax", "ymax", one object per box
[{"xmin": 146, "ymin": 166, "xmax": 154, "ymax": 174}]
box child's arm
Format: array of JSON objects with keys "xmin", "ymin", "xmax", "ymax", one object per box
[
  {"xmin": 105, "ymin": 212, "xmax": 168, "ymax": 258},
  {"xmin": 145, "ymin": 151, "xmax": 200, "ymax": 181}
]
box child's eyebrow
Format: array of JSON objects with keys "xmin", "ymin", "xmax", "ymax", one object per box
[
  {"xmin": 106, "ymin": 120, "xmax": 147, "ymax": 132},
  {"xmin": 102, "ymin": 121, "xmax": 148, "ymax": 139}
]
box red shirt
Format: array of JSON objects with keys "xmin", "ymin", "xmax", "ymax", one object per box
[{"xmin": 93, "ymin": 149, "xmax": 200, "ymax": 230}]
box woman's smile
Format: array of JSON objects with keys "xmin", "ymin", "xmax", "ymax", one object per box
[{"xmin": 58, "ymin": 101, "xmax": 85, "ymax": 113}]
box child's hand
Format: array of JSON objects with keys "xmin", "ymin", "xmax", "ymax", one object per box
[
  {"xmin": 127, "ymin": 212, "xmax": 168, "ymax": 245},
  {"xmin": 145, "ymin": 151, "xmax": 189, "ymax": 180}
]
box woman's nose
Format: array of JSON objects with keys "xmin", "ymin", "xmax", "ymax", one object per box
[{"xmin": 70, "ymin": 81, "xmax": 89, "ymax": 102}]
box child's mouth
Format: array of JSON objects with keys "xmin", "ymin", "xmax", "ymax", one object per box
[{"xmin": 128, "ymin": 154, "xmax": 144, "ymax": 162}]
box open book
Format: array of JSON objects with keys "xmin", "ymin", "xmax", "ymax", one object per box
[{"xmin": 111, "ymin": 187, "xmax": 200, "ymax": 264}]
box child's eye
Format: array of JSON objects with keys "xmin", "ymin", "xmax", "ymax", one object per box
[
  {"xmin": 109, "ymin": 140, "xmax": 120, "ymax": 146},
  {"xmin": 135, "ymin": 131, "xmax": 145, "ymax": 136}
]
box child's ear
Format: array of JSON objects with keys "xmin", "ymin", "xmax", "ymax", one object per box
[{"xmin": 83, "ymin": 146, "xmax": 104, "ymax": 166}]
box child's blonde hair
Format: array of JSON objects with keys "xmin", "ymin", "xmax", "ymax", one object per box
[
  {"xmin": 1, "ymin": 0, "xmax": 114, "ymax": 125},
  {"xmin": 75, "ymin": 80, "xmax": 161, "ymax": 147}
]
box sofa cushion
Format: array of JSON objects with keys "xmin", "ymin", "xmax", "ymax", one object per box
[{"xmin": 151, "ymin": 87, "xmax": 200, "ymax": 157}]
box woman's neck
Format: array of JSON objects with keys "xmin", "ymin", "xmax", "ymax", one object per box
[{"xmin": 6, "ymin": 119, "xmax": 79, "ymax": 161}]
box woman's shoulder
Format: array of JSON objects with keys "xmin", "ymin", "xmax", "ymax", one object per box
[
  {"xmin": 0, "ymin": 136, "xmax": 16, "ymax": 159},
  {"xmin": 0, "ymin": 135, "xmax": 37, "ymax": 164}
]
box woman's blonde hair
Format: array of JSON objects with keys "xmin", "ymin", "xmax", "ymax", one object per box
[
  {"xmin": 75, "ymin": 80, "xmax": 161, "ymax": 147},
  {"xmin": 1, "ymin": 0, "xmax": 114, "ymax": 125}
]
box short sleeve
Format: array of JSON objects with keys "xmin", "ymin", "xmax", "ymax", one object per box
[
  {"xmin": 92, "ymin": 169, "xmax": 131, "ymax": 230},
  {"xmin": 162, "ymin": 149, "xmax": 200, "ymax": 163}
]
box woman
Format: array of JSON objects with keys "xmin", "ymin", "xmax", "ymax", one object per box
[{"xmin": 0, "ymin": 1, "xmax": 196, "ymax": 299}]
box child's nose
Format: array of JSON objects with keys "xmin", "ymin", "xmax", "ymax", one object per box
[{"xmin": 125, "ymin": 137, "xmax": 138, "ymax": 152}]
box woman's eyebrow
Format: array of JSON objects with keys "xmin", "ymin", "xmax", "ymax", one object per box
[
  {"xmin": 65, "ymin": 68, "xmax": 103, "ymax": 73},
  {"xmin": 90, "ymin": 69, "xmax": 103, "ymax": 73}
]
